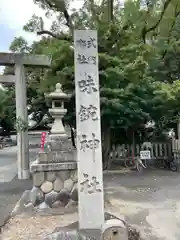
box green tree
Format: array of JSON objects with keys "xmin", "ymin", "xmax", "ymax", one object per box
[
  {"xmin": 6, "ymin": 0, "xmax": 180, "ymax": 167},
  {"xmin": 0, "ymin": 89, "xmax": 15, "ymax": 135}
]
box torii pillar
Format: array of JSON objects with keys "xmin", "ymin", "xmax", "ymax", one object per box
[{"xmin": 0, "ymin": 53, "xmax": 51, "ymax": 179}]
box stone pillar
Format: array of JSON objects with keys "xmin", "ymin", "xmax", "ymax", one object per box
[
  {"xmin": 15, "ymin": 64, "xmax": 29, "ymax": 179},
  {"xmin": 74, "ymin": 30, "xmax": 104, "ymax": 229}
]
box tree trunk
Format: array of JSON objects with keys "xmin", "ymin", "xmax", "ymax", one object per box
[
  {"xmin": 107, "ymin": 0, "xmax": 114, "ymax": 22},
  {"xmin": 101, "ymin": 0, "xmax": 114, "ymax": 23},
  {"xmin": 102, "ymin": 127, "xmax": 111, "ymax": 170}
]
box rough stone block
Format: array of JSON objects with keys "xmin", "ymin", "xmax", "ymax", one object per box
[
  {"xmin": 45, "ymin": 191, "xmax": 58, "ymax": 207},
  {"xmin": 46, "ymin": 172, "xmax": 56, "ymax": 182},
  {"xmin": 57, "ymin": 170, "xmax": 70, "ymax": 181},
  {"xmin": 65, "ymin": 199, "xmax": 77, "ymax": 208},
  {"xmin": 51, "ymin": 200, "xmax": 64, "ymax": 208},
  {"xmin": 56, "ymin": 189, "xmax": 70, "ymax": 206},
  {"xmin": 24, "ymin": 202, "xmax": 34, "ymax": 211},
  {"xmin": 41, "ymin": 181, "xmax": 53, "ymax": 193},
  {"xmin": 38, "ymin": 202, "xmax": 50, "ymax": 209},
  {"xmin": 33, "ymin": 172, "xmax": 45, "ymax": 187},
  {"xmin": 64, "ymin": 178, "xmax": 74, "ymax": 191},
  {"xmin": 30, "ymin": 187, "xmax": 44, "ymax": 206},
  {"xmin": 48, "ymin": 138, "xmax": 74, "ymax": 151},
  {"xmin": 102, "ymin": 219, "xmax": 128, "ymax": 240},
  {"xmin": 39, "ymin": 152, "xmax": 49, "ymax": 163},
  {"xmin": 46, "ymin": 150, "xmax": 76, "ymax": 163},
  {"xmin": 53, "ymin": 177, "xmax": 63, "ymax": 192},
  {"xmin": 31, "ymin": 162, "xmax": 77, "ymax": 172}
]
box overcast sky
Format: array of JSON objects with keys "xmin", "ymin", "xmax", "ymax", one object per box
[
  {"xmin": 0, "ymin": 0, "xmax": 84, "ymax": 52},
  {"xmin": 0, "ymin": 0, "xmax": 84, "ymax": 74}
]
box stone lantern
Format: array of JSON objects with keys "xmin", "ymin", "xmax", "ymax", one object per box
[
  {"xmin": 30, "ymin": 83, "xmax": 78, "ymax": 210},
  {"xmin": 47, "ymin": 83, "xmax": 70, "ymax": 139}
]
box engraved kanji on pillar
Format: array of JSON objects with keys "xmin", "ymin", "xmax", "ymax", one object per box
[{"xmin": 74, "ymin": 30, "xmax": 104, "ymax": 229}]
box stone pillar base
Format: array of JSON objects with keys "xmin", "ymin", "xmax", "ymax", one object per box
[{"xmin": 30, "ymin": 161, "xmax": 78, "ymax": 208}]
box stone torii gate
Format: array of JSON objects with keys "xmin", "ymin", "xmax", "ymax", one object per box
[{"xmin": 0, "ymin": 53, "xmax": 51, "ymax": 180}]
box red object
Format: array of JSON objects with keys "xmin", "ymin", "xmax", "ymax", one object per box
[{"xmin": 40, "ymin": 132, "xmax": 47, "ymax": 151}]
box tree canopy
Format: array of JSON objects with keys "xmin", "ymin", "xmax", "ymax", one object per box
[{"xmin": 2, "ymin": 0, "xmax": 180, "ymax": 165}]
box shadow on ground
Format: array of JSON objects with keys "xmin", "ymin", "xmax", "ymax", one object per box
[{"xmin": 104, "ymin": 169, "xmax": 180, "ymax": 240}]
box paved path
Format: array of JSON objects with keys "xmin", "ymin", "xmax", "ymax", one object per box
[
  {"xmin": 0, "ymin": 146, "xmax": 17, "ymax": 183},
  {"xmin": 105, "ymin": 169, "xmax": 180, "ymax": 240},
  {"xmin": 0, "ymin": 145, "xmax": 38, "ymax": 183},
  {"xmin": 0, "ymin": 135, "xmax": 40, "ymax": 228},
  {"xmin": 0, "ymin": 178, "xmax": 32, "ymax": 228}
]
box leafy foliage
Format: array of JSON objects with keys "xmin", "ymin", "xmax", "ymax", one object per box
[
  {"xmin": 2, "ymin": 0, "xmax": 180, "ymax": 165},
  {"xmin": 0, "ymin": 89, "xmax": 15, "ymax": 134}
]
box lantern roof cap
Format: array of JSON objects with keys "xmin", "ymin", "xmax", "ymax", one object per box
[{"xmin": 47, "ymin": 83, "xmax": 70, "ymax": 100}]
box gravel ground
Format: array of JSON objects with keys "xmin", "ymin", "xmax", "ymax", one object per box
[
  {"xmin": 1, "ymin": 169, "xmax": 180, "ymax": 240},
  {"xmin": 1, "ymin": 213, "xmax": 78, "ymax": 240}
]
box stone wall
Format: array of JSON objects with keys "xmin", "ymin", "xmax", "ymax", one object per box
[{"xmin": 30, "ymin": 169, "xmax": 78, "ymax": 208}]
